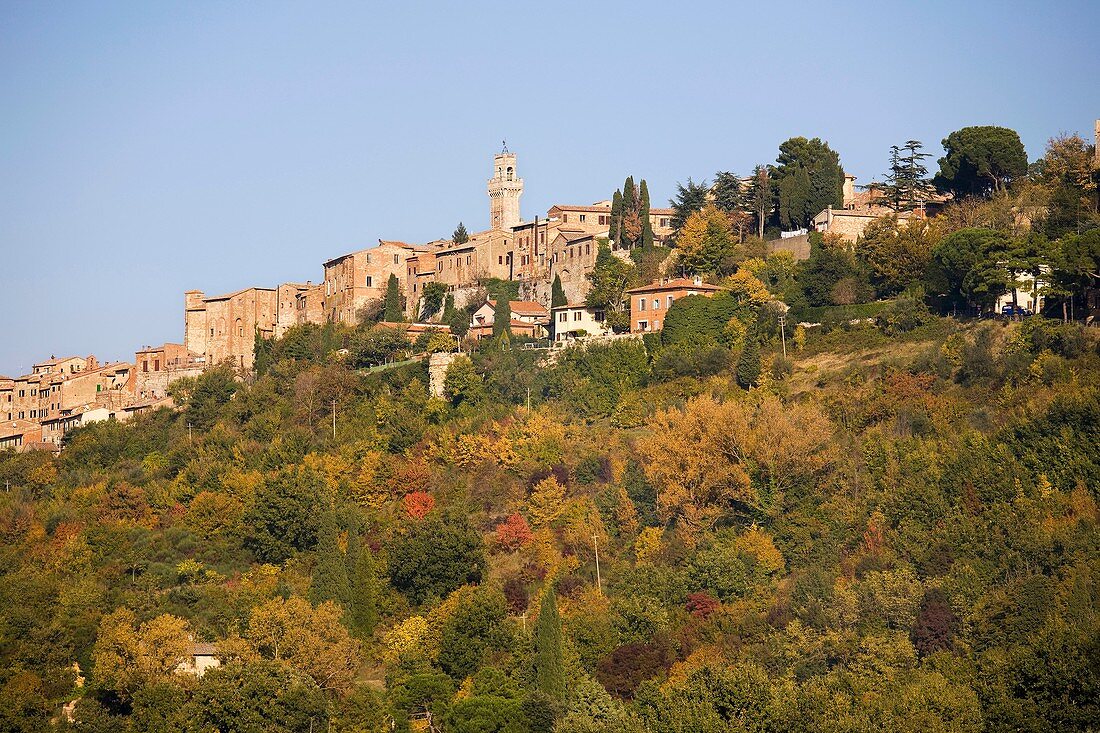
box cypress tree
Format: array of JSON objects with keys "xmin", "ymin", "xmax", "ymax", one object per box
[
  {"xmin": 347, "ymin": 530, "xmax": 380, "ymax": 637},
  {"xmin": 736, "ymin": 333, "xmax": 761, "ymax": 389},
  {"xmin": 620, "ymin": 177, "xmax": 636, "ymax": 249},
  {"xmin": 383, "ymin": 274, "xmax": 404, "ymax": 322},
  {"xmin": 533, "ymin": 588, "xmax": 565, "ymax": 702},
  {"xmin": 493, "ymin": 299, "xmax": 512, "ymax": 338},
  {"xmin": 609, "ymin": 190, "xmax": 623, "ymax": 244},
  {"xmin": 551, "ymin": 275, "xmax": 567, "ymax": 308},
  {"xmin": 442, "ymin": 293, "xmax": 456, "ymax": 322},
  {"xmin": 310, "ymin": 511, "xmax": 350, "ymax": 608},
  {"xmin": 639, "ymin": 179, "xmax": 654, "ymax": 249}
]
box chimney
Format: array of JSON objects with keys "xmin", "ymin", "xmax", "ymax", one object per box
[{"xmin": 693, "ymin": 275, "xmax": 703, "ymax": 286}]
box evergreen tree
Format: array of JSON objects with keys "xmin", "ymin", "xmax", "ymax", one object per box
[
  {"xmin": 746, "ymin": 165, "xmax": 773, "ymax": 238},
  {"xmin": 442, "ymin": 293, "xmax": 456, "ymax": 322},
  {"xmin": 671, "ymin": 178, "xmax": 710, "ymax": 233},
  {"xmin": 771, "ymin": 137, "xmax": 845, "ymax": 229},
  {"xmin": 639, "ymin": 179, "xmax": 654, "ymax": 248},
  {"xmin": 620, "ymin": 176, "xmax": 640, "ymax": 249},
  {"xmin": 551, "ymin": 275, "xmax": 567, "ymax": 308},
  {"xmin": 876, "ymin": 140, "xmax": 934, "ymax": 211},
  {"xmin": 712, "ymin": 171, "xmax": 744, "ymax": 213},
  {"xmin": 453, "ymin": 222, "xmax": 469, "ymax": 245},
  {"xmin": 533, "ymin": 588, "xmax": 564, "ymax": 702},
  {"xmin": 609, "ymin": 190, "xmax": 623, "ymax": 244},
  {"xmin": 493, "ymin": 299, "xmax": 512, "ymax": 338},
  {"xmin": 310, "ymin": 511, "xmax": 350, "ymax": 608},
  {"xmin": 347, "ymin": 530, "xmax": 379, "ymax": 638},
  {"xmin": 735, "ymin": 334, "xmax": 761, "ymax": 389},
  {"xmin": 383, "ymin": 274, "xmax": 404, "ymax": 322}
]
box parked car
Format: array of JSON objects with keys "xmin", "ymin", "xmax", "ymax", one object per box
[{"xmin": 1001, "ymin": 304, "xmax": 1033, "ymax": 317}]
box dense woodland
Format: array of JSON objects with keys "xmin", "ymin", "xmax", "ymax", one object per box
[{"xmin": 1, "ymin": 125, "xmax": 1099, "ymax": 732}]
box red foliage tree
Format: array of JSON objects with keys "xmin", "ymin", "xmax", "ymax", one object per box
[
  {"xmin": 403, "ymin": 491, "xmax": 435, "ymax": 520},
  {"xmin": 496, "ymin": 513, "xmax": 533, "ymax": 551},
  {"xmin": 685, "ymin": 591, "xmax": 720, "ymax": 619}
]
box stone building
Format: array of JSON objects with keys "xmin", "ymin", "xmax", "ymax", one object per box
[
  {"xmin": 134, "ymin": 343, "xmax": 205, "ymax": 399},
  {"xmin": 323, "ymin": 240, "xmax": 427, "ymax": 325},
  {"xmin": 184, "ymin": 287, "xmax": 278, "ymax": 370},
  {"xmin": 488, "ymin": 149, "xmax": 523, "ymax": 231}
]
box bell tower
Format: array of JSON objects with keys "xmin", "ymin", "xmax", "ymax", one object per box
[{"xmin": 488, "ymin": 143, "xmax": 523, "ymax": 231}]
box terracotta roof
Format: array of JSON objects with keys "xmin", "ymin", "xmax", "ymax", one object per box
[
  {"xmin": 557, "ymin": 230, "xmax": 598, "ymax": 243},
  {"xmin": 190, "ymin": 642, "xmax": 217, "ymax": 656},
  {"xmin": 625, "ymin": 278, "xmax": 722, "ymax": 294},
  {"xmin": 548, "ymin": 203, "xmax": 611, "ymax": 214},
  {"xmin": 32, "ymin": 356, "xmax": 81, "ymax": 368},
  {"xmin": 486, "ymin": 300, "xmax": 549, "ymax": 317},
  {"xmin": 650, "ymin": 208, "xmax": 675, "ymax": 215},
  {"xmin": 203, "ymin": 286, "xmax": 276, "ymax": 301}
]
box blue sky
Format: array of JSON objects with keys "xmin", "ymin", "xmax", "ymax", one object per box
[{"xmin": 1, "ymin": 0, "xmax": 1098, "ymax": 375}]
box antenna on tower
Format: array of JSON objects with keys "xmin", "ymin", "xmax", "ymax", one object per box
[{"xmin": 501, "ymin": 139, "xmax": 509, "ymax": 153}]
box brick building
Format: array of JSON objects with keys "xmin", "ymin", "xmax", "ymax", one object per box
[
  {"xmin": 134, "ymin": 343, "xmax": 205, "ymax": 399},
  {"xmin": 184, "ymin": 287, "xmax": 278, "ymax": 370},
  {"xmin": 625, "ymin": 277, "xmax": 722, "ymax": 333}
]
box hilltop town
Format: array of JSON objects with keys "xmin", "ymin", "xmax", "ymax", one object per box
[
  {"xmin": 4, "ymin": 121, "xmax": 1100, "ymax": 453},
  {"xmin": 1, "ymin": 118, "xmax": 1099, "ymax": 732}
]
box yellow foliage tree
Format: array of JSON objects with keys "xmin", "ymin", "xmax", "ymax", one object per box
[
  {"xmin": 722, "ymin": 270, "xmax": 772, "ymax": 306},
  {"xmin": 634, "ymin": 527, "xmax": 663, "ymax": 565},
  {"xmin": 245, "ymin": 596, "xmax": 361, "ymax": 692},
  {"xmin": 383, "ymin": 615, "xmax": 430, "ymax": 664},
  {"xmin": 527, "ymin": 476, "xmax": 567, "ymax": 527},
  {"xmin": 91, "ymin": 609, "xmax": 191, "ymax": 697},
  {"xmin": 734, "ymin": 525, "xmax": 785, "ymax": 574}
]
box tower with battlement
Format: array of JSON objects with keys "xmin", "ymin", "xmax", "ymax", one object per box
[{"xmin": 488, "ymin": 147, "xmax": 523, "ymax": 231}]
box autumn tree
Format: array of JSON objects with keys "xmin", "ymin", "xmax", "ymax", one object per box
[
  {"xmin": 91, "ymin": 609, "xmax": 191, "ymax": 698},
  {"xmin": 857, "ymin": 216, "xmax": 939, "ymax": 296},
  {"xmin": 675, "ymin": 205, "xmax": 735, "ymax": 276},
  {"xmin": 242, "ymin": 596, "xmax": 361, "ymax": 692},
  {"xmin": 496, "ymin": 513, "xmax": 533, "ymax": 551}
]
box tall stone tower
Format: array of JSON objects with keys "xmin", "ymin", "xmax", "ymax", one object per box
[{"xmin": 488, "ymin": 146, "xmax": 523, "ymax": 230}]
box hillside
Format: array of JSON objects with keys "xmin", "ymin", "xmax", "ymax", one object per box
[{"xmin": 0, "ymin": 307, "xmax": 1098, "ymax": 733}]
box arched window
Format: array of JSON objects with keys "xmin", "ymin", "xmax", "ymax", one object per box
[
  {"xmin": 506, "ymin": 166, "xmax": 514, "ymax": 181},
  {"xmin": 236, "ymin": 318, "xmax": 243, "ymax": 337}
]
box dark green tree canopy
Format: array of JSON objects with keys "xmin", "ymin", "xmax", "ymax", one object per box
[
  {"xmin": 935, "ymin": 125, "xmax": 1028, "ymax": 197},
  {"xmin": 383, "ymin": 273, "xmax": 404, "ymax": 322},
  {"xmin": 670, "ymin": 178, "xmax": 710, "ymax": 233},
  {"xmin": 453, "ymin": 221, "xmax": 469, "ymax": 244},
  {"xmin": 771, "ymin": 137, "xmax": 845, "ymax": 230}
]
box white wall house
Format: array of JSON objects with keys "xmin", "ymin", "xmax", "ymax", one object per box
[{"xmin": 551, "ymin": 304, "xmax": 610, "ymax": 342}]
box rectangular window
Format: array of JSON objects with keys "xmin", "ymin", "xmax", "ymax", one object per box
[
  {"xmin": 437, "ymin": 262, "xmax": 443, "ymax": 272},
  {"xmin": 366, "ymin": 254, "xmax": 372, "ymax": 263},
  {"xmin": 498, "ymin": 256, "xmax": 503, "ymax": 264},
  {"xmin": 660, "ymin": 218, "xmax": 669, "ymax": 227},
  {"xmin": 638, "ymin": 320, "xmax": 648, "ymax": 331},
  {"xmin": 579, "ymin": 214, "xmax": 586, "ymax": 222},
  {"xmin": 154, "ymin": 359, "xmax": 160, "ymax": 371},
  {"xmin": 654, "ymin": 320, "xmax": 661, "ymax": 329},
  {"xmin": 598, "ymin": 215, "xmax": 607, "ymax": 225},
  {"xmin": 585, "ymin": 244, "xmax": 590, "ymax": 256},
  {"xmin": 366, "ymin": 275, "xmax": 373, "ymax": 287},
  {"xmin": 562, "ymin": 214, "xmax": 568, "ymax": 223},
  {"xmin": 574, "ymin": 312, "xmax": 581, "ymax": 321},
  {"xmin": 559, "ymin": 312, "xmax": 567, "ymax": 323},
  {"xmin": 394, "ymin": 254, "xmax": 399, "ymax": 264},
  {"xmin": 668, "ymin": 295, "xmax": 675, "ymax": 308},
  {"xmin": 653, "ymin": 299, "xmax": 660, "ymax": 310},
  {"xmin": 143, "ymin": 361, "xmax": 148, "ymax": 373},
  {"xmin": 30, "ymin": 409, "xmax": 37, "ymax": 418},
  {"xmin": 638, "ymin": 298, "xmax": 646, "ymax": 311}
]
